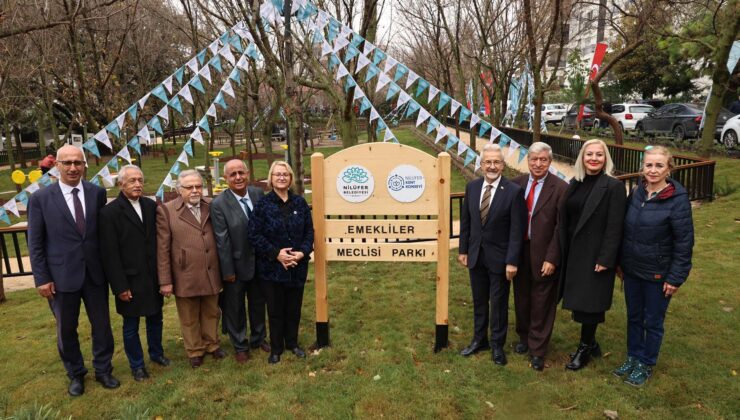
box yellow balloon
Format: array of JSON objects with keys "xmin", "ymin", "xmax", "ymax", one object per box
[
  {"xmin": 11, "ymin": 170, "xmax": 26, "ymax": 185},
  {"xmin": 28, "ymin": 169, "xmax": 43, "ymax": 183}
]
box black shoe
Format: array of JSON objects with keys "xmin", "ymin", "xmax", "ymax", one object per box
[
  {"xmin": 530, "ymin": 356, "xmax": 545, "ymax": 371},
  {"xmin": 514, "ymin": 342, "xmax": 529, "ymax": 354},
  {"xmin": 132, "ymin": 367, "xmax": 149, "ymax": 382},
  {"xmin": 566, "ymin": 343, "xmax": 594, "ymax": 371},
  {"xmin": 150, "ymin": 355, "xmax": 171, "ymax": 367},
  {"xmin": 268, "ymin": 354, "xmax": 281, "ymax": 364},
  {"xmin": 492, "ymin": 346, "xmax": 507, "ymax": 366},
  {"xmin": 291, "ymin": 347, "xmax": 307, "ymax": 359},
  {"xmin": 68, "ymin": 376, "xmax": 84, "ymax": 397},
  {"xmin": 95, "ymin": 373, "xmax": 121, "ymax": 389},
  {"xmin": 460, "ymin": 340, "xmax": 490, "ymax": 357},
  {"xmin": 210, "ymin": 348, "xmax": 227, "ymax": 359}
]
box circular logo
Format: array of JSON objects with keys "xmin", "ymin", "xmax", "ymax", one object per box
[
  {"xmin": 386, "ymin": 164, "xmax": 425, "ymax": 203},
  {"xmin": 337, "ymin": 165, "xmax": 374, "ymax": 203}
]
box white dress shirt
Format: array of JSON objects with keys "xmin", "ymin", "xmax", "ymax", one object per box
[
  {"xmin": 58, "ymin": 181, "xmax": 86, "ymax": 221},
  {"xmin": 479, "ymin": 176, "xmax": 502, "ymax": 210},
  {"xmin": 230, "ymin": 189, "xmax": 253, "ymax": 216},
  {"xmin": 128, "ymin": 198, "xmax": 143, "ymax": 221}
]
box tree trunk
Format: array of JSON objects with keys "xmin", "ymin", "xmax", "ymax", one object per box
[
  {"xmin": 5, "ymin": 120, "xmax": 16, "ymax": 171},
  {"xmin": 0, "ymin": 244, "xmax": 5, "ymax": 303},
  {"xmin": 592, "ymin": 81, "xmax": 623, "ymax": 144}
]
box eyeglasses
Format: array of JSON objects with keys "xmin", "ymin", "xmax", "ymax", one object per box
[
  {"xmin": 482, "ymin": 160, "xmax": 504, "ymax": 166},
  {"xmin": 180, "ymin": 184, "xmax": 203, "ymax": 191},
  {"xmin": 59, "ymin": 160, "xmax": 84, "ymax": 167},
  {"xmin": 272, "ymin": 173, "xmax": 290, "ymax": 178}
]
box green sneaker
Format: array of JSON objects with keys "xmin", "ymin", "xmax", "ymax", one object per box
[
  {"xmin": 624, "ymin": 362, "xmax": 652, "ymax": 387},
  {"xmin": 613, "ymin": 356, "xmax": 636, "ymax": 377}
]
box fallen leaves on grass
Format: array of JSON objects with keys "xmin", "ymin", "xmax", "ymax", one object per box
[
  {"xmin": 603, "ymin": 409, "xmax": 619, "ymax": 419},
  {"xmin": 308, "ymin": 371, "xmax": 316, "ymax": 377},
  {"xmin": 485, "ymin": 401, "xmax": 494, "ymax": 409},
  {"xmin": 373, "ymin": 374, "xmax": 381, "ymax": 381}
]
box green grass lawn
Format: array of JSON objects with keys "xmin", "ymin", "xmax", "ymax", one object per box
[{"xmin": 0, "ymin": 130, "xmax": 738, "ymax": 418}]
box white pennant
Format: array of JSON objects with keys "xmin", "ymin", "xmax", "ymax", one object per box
[
  {"xmin": 3, "ymin": 199, "xmax": 19, "ymax": 217},
  {"xmin": 396, "ymin": 91, "xmax": 411, "ymax": 108},
  {"xmin": 405, "ymin": 70, "xmax": 419, "ymax": 89},
  {"xmin": 222, "ymin": 79, "xmax": 235, "ymax": 98},
  {"xmin": 333, "ymin": 36, "xmax": 350, "ymax": 53},
  {"xmin": 508, "ymin": 140, "xmax": 520, "ymax": 159},
  {"xmin": 48, "ymin": 167, "xmax": 60, "ymax": 178},
  {"xmin": 157, "ymin": 105, "xmax": 169, "ymax": 122},
  {"xmin": 416, "ymin": 108, "xmax": 431, "ymax": 127},
  {"xmin": 94, "ymin": 129, "xmax": 112, "ymax": 149},
  {"xmin": 321, "ymin": 41, "xmax": 333, "ymax": 57},
  {"xmin": 457, "ymin": 140, "xmax": 468, "ymax": 156},
  {"xmin": 475, "ymin": 155, "xmax": 482, "ymax": 172},
  {"xmin": 450, "ymin": 100, "xmax": 461, "ymax": 117},
  {"xmin": 363, "ymin": 41, "xmax": 375, "ymax": 56},
  {"xmin": 219, "ymin": 45, "xmax": 236, "ymax": 65},
  {"xmin": 469, "ymin": 114, "xmax": 481, "ymax": 129},
  {"xmin": 115, "ymin": 113, "xmax": 126, "ymax": 130},
  {"xmin": 138, "ymin": 92, "xmax": 151, "ymax": 110},
  {"xmin": 25, "ymin": 182, "xmax": 40, "ymax": 194},
  {"xmin": 340, "ymin": 24, "xmax": 353, "ymax": 38},
  {"xmin": 435, "ymin": 126, "xmax": 448, "ymax": 143},
  {"xmin": 336, "ymin": 64, "xmax": 349, "ymax": 80},
  {"xmin": 428, "ymin": 85, "xmax": 440, "ymax": 102},
  {"xmin": 356, "ymin": 54, "xmax": 371, "ymax": 72},
  {"xmin": 137, "ymin": 125, "xmax": 151, "ymax": 145},
  {"xmin": 178, "ymin": 85, "xmax": 194, "ymax": 105},
  {"xmin": 163, "ymin": 75, "xmax": 173, "ymax": 94},
  {"xmin": 162, "ymin": 173, "xmax": 174, "ymax": 188},
  {"xmin": 383, "ymin": 128, "xmax": 395, "ymax": 142},
  {"xmin": 177, "ymin": 150, "xmax": 189, "ymax": 166},
  {"xmin": 97, "ymin": 166, "xmax": 113, "ymax": 187},
  {"xmin": 383, "ymin": 56, "xmax": 398, "ymax": 74},
  {"xmin": 208, "ymin": 40, "xmax": 220, "ymax": 55},
  {"xmin": 489, "ymin": 125, "xmax": 502, "ymax": 141},
  {"xmin": 117, "ymin": 147, "xmax": 132, "ymax": 163},
  {"xmin": 190, "ymin": 127, "xmax": 204, "ymax": 144},
  {"xmin": 353, "ymin": 86, "xmax": 365, "ymax": 101},
  {"xmin": 206, "ymin": 104, "xmax": 217, "ymax": 117},
  {"xmin": 199, "ymin": 65, "xmax": 212, "ymax": 84},
  {"xmin": 369, "ymin": 107, "xmax": 380, "ymax": 122},
  {"xmin": 315, "ymin": 11, "xmax": 329, "ymax": 30},
  {"xmin": 375, "ymin": 72, "xmax": 391, "ymax": 92},
  {"xmin": 237, "ymin": 55, "xmax": 249, "ymax": 70},
  {"xmin": 549, "ymin": 165, "xmax": 558, "ymax": 175},
  {"xmin": 235, "ymin": 28, "xmax": 252, "ymax": 42},
  {"xmin": 186, "ymin": 57, "xmax": 199, "ymax": 74}
]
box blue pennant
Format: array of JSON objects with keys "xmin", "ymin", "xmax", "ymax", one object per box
[
  {"xmin": 445, "ymin": 135, "xmax": 459, "ymax": 151},
  {"xmin": 107, "ymin": 157, "xmax": 119, "ymax": 171},
  {"xmin": 393, "ymin": 64, "xmax": 408, "ymax": 82},
  {"xmin": 82, "ymin": 138, "xmax": 100, "ymax": 158},
  {"xmin": 328, "ymin": 54, "xmax": 340, "ymax": 71},
  {"xmin": 438, "ymin": 93, "xmax": 451, "ymax": 111},
  {"xmin": 351, "ymin": 33, "xmax": 364, "ymax": 48},
  {"xmin": 246, "ymin": 43, "xmax": 260, "ymax": 60},
  {"xmin": 105, "ymin": 121, "xmax": 120, "ymax": 138},
  {"xmin": 464, "ymin": 149, "xmax": 477, "ymax": 166},
  {"xmin": 0, "ymin": 208, "xmax": 10, "ymax": 225},
  {"xmin": 174, "ymin": 66, "xmax": 185, "ymax": 85},
  {"xmin": 189, "ymin": 76, "xmax": 205, "ymax": 93},
  {"xmin": 312, "ymin": 29, "xmax": 325, "ymax": 44},
  {"xmin": 372, "ymin": 49, "xmax": 386, "ymax": 66},
  {"xmin": 376, "ymin": 119, "xmax": 387, "ymax": 132},
  {"xmin": 364, "ymin": 64, "xmax": 380, "ymax": 82},
  {"xmin": 198, "ymin": 116, "xmax": 211, "ymax": 135},
  {"xmin": 156, "ymin": 185, "xmax": 165, "ymax": 201},
  {"xmin": 359, "ymin": 97, "xmax": 371, "ymax": 115},
  {"xmin": 183, "ymin": 140, "xmax": 194, "ymax": 157},
  {"xmin": 168, "ymin": 96, "xmax": 183, "ymax": 115},
  {"xmin": 15, "ymin": 191, "xmax": 28, "ymax": 207},
  {"xmin": 219, "ymin": 31, "xmax": 229, "ymax": 45},
  {"xmin": 416, "ymin": 79, "xmax": 430, "ymax": 97},
  {"xmin": 498, "ymin": 133, "xmax": 511, "ymax": 147},
  {"xmin": 209, "ymin": 55, "xmax": 223, "ymax": 73},
  {"xmin": 214, "ymin": 92, "xmax": 228, "ymax": 109},
  {"xmin": 327, "ymin": 19, "xmax": 340, "ymax": 43},
  {"xmin": 405, "ymin": 101, "xmax": 421, "ymax": 118},
  {"xmin": 344, "ymin": 45, "xmax": 360, "ymax": 63},
  {"xmin": 90, "ymin": 176, "xmax": 101, "ymax": 187},
  {"xmin": 151, "ymin": 85, "xmax": 169, "ymax": 103},
  {"xmin": 229, "ymin": 68, "xmax": 242, "ymax": 85},
  {"xmin": 38, "ymin": 174, "xmax": 52, "ymax": 187},
  {"xmin": 127, "ymin": 103, "xmax": 138, "ymax": 121},
  {"xmin": 426, "ymin": 117, "xmax": 439, "ymax": 135},
  {"xmin": 458, "ymin": 107, "xmax": 472, "ymax": 125},
  {"xmin": 229, "ymin": 35, "xmax": 244, "ymax": 53},
  {"xmin": 127, "ymin": 137, "xmax": 141, "ymax": 155},
  {"xmin": 196, "ymin": 49, "xmax": 207, "ymax": 66},
  {"xmin": 386, "ymin": 82, "xmax": 400, "ymax": 101},
  {"xmin": 478, "ymin": 121, "xmax": 491, "ymax": 137},
  {"xmin": 148, "ymin": 116, "xmax": 163, "ymax": 135},
  {"xmin": 170, "ymin": 162, "xmax": 181, "ymax": 176},
  {"xmin": 518, "ymin": 146, "xmax": 528, "ymax": 163},
  {"xmin": 344, "ymin": 77, "xmax": 356, "ymax": 93}
]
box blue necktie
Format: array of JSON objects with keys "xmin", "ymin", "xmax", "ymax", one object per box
[{"xmin": 240, "ymin": 197, "xmax": 252, "ymax": 219}]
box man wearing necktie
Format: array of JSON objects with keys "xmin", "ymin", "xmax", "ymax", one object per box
[
  {"xmin": 511, "ymin": 143, "xmax": 568, "ymax": 371},
  {"xmin": 28, "ymin": 145, "xmax": 119, "ymax": 396},
  {"xmin": 211, "ymin": 160, "xmax": 268, "ymax": 363},
  {"xmin": 458, "ymin": 143, "xmax": 526, "ymax": 366}
]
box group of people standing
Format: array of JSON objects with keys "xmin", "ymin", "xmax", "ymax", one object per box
[
  {"xmin": 458, "ymin": 140, "xmax": 694, "ymax": 387},
  {"xmin": 28, "ymin": 145, "xmax": 313, "ymax": 397}
]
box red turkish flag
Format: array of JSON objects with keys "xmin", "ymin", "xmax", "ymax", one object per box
[{"xmin": 589, "ymin": 42, "xmax": 608, "ymax": 80}]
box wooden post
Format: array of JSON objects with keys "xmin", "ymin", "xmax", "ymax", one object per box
[
  {"xmin": 311, "ymin": 152, "xmax": 329, "ymax": 347},
  {"xmin": 435, "ymin": 152, "xmax": 450, "ymax": 352}
]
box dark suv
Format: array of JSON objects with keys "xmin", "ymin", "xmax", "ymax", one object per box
[
  {"xmin": 635, "ymin": 103, "xmax": 734, "ymax": 141},
  {"xmin": 562, "ymin": 104, "xmax": 609, "ymax": 130}
]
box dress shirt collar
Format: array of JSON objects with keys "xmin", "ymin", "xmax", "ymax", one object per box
[{"xmin": 59, "ymin": 180, "xmax": 83, "ymax": 194}]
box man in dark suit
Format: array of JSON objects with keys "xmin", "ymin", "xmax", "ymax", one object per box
[
  {"xmin": 458, "ymin": 143, "xmax": 526, "ymax": 366},
  {"xmin": 211, "ymin": 159, "xmax": 268, "ymax": 363},
  {"xmin": 511, "ymin": 142, "xmax": 568, "ymax": 371},
  {"xmin": 28, "ymin": 145, "xmax": 119, "ymax": 396},
  {"xmin": 99, "ymin": 165, "xmax": 170, "ymax": 381}
]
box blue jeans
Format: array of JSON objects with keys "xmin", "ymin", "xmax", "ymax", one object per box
[
  {"xmin": 122, "ymin": 312, "xmax": 164, "ymax": 370},
  {"xmin": 624, "ymin": 275, "xmax": 672, "ymax": 366}
]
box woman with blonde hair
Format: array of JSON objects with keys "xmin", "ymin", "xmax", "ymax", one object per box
[
  {"xmin": 247, "ymin": 161, "xmax": 314, "ymax": 364},
  {"xmin": 559, "ymin": 139, "xmax": 626, "ymax": 370},
  {"xmin": 614, "ymin": 145, "xmax": 694, "ymax": 386}
]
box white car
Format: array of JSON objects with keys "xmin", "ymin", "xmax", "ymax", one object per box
[
  {"xmin": 610, "ymin": 103, "xmax": 655, "ymax": 131},
  {"xmin": 542, "ymin": 103, "xmax": 567, "ymax": 123},
  {"xmin": 720, "ymin": 114, "xmax": 740, "ymax": 149}
]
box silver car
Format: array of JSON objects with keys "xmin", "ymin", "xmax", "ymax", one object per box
[{"xmin": 611, "ymin": 103, "xmax": 655, "ymax": 131}]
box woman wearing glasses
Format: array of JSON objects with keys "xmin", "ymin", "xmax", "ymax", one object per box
[
  {"xmin": 614, "ymin": 146, "xmax": 693, "ymax": 386},
  {"xmin": 247, "ymin": 161, "xmax": 314, "ymax": 364},
  {"xmin": 559, "ymin": 139, "xmax": 626, "ymax": 371}
]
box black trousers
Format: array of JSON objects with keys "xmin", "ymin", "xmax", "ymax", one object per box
[
  {"xmin": 263, "ymin": 281, "xmax": 304, "ymax": 356},
  {"xmin": 48, "ymin": 273, "xmax": 114, "ymax": 379},
  {"xmin": 469, "ymin": 257, "xmax": 510, "ymax": 347},
  {"xmin": 221, "ymin": 279, "xmax": 268, "ymax": 352}
]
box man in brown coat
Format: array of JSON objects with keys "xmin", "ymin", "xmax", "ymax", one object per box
[
  {"xmin": 511, "ymin": 142, "xmax": 568, "ymax": 371},
  {"xmin": 157, "ymin": 169, "xmax": 224, "ymax": 368}
]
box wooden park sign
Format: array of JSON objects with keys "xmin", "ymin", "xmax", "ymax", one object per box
[{"xmin": 311, "ymin": 142, "xmax": 451, "ymax": 352}]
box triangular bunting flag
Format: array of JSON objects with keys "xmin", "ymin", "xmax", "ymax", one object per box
[
  {"xmin": 208, "ymin": 55, "xmax": 223, "ymax": 73},
  {"xmin": 321, "ymin": 41, "xmax": 333, "ymax": 57},
  {"xmin": 214, "ymin": 92, "xmax": 228, "ymax": 109},
  {"xmin": 137, "ymin": 125, "xmax": 151, "ymax": 144},
  {"xmin": 437, "ymin": 92, "xmax": 451, "ymax": 111},
  {"xmin": 0, "ymin": 208, "xmax": 11, "ymax": 225},
  {"xmin": 190, "ymin": 127, "xmax": 204, "ymax": 144},
  {"xmin": 450, "ymin": 100, "xmax": 462, "ymax": 117},
  {"xmin": 363, "ymin": 41, "xmax": 375, "ymax": 56},
  {"xmin": 489, "ymin": 125, "xmax": 502, "ymax": 141},
  {"xmin": 470, "ymin": 113, "xmax": 481, "ymax": 129},
  {"xmin": 107, "ymin": 157, "xmax": 119, "ymax": 171},
  {"xmin": 405, "ymin": 70, "xmax": 419, "ymax": 89},
  {"xmin": 222, "ymin": 80, "xmax": 235, "ymax": 98},
  {"xmin": 187, "ymin": 57, "xmax": 199, "ymax": 74},
  {"xmin": 127, "ymin": 103, "xmax": 138, "ymax": 121},
  {"xmin": 179, "ymin": 84, "xmax": 194, "ymax": 104},
  {"xmin": 196, "ymin": 49, "xmax": 207, "ymax": 66},
  {"xmin": 83, "ymin": 138, "xmax": 100, "ymax": 158},
  {"xmin": 219, "ymin": 45, "xmax": 236, "ymax": 65},
  {"xmin": 168, "ymin": 96, "xmax": 183, "ymax": 115},
  {"xmin": 157, "ymin": 105, "xmax": 170, "ymax": 123},
  {"xmin": 458, "ymin": 107, "xmax": 471, "ymax": 124},
  {"xmin": 115, "ymin": 113, "xmax": 126, "ymax": 132},
  {"xmin": 94, "ymin": 129, "xmax": 112, "ymax": 149},
  {"xmin": 351, "ymin": 33, "xmax": 364, "ymax": 48},
  {"xmin": 428, "ymin": 85, "xmax": 440, "ymax": 102},
  {"xmin": 151, "ymin": 85, "xmax": 169, "ymax": 103},
  {"xmin": 475, "ymin": 155, "xmax": 482, "ymax": 172},
  {"xmin": 397, "ymin": 91, "xmax": 411, "ymax": 107},
  {"xmin": 435, "ymin": 126, "xmax": 448, "ymax": 143},
  {"xmin": 416, "ymin": 79, "xmax": 430, "ymax": 98},
  {"xmin": 383, "ymin": 127, "xmax": 396, "ymax": 143},
  {"xmin": 372, "ymin": 48, "xmax": 386, "ymax": 66},
  {"xmin": 148, "ymin": 116, "xmax": 163, "ymax": 135},
  {"xmin": 229, "ymin": 68, "xmax": 242, "ymax": 85},
  {"xmin": 386, "ymin": 82, "xmax": 400, "ymax": 101},
  {"xmin": 105, "ymin": 121, "xmax": 120, "ymax": 138},
  {"xmin": 199, "ymin": 65, "xmax": 212, "ymax": 84},
  {"xmin": 177, "ymin": 150, "xmax": 189, "ymax": 166},
  {"xmin": 416, "ymin": 108, "xmax": 431, "ymax": 127},
  {"xmin": 169, "ymin": 162, "xmax": 181, "ymax": 176},
  {"xmin": 174, "ymin": 66, "xmax": 185, "ymax": 85},
  {"xmin": 518, "ymin": 146, "xmax": 528, "ymax": 163},
  {"xmin": 207, "ymin": 104, "xmax": 217, "ymax": 117},
  {"xmin": 464, "ymin": 149, "xmax": 476, "ymax": 166},
  {"xmin": 369, "ymin": 107, "xmax": 380, "ymax": 122},
  {"xmin": 183, "ymin": 139, "xmax": 194, "ymax": 156},
  {"xmin": 445, "ymin": 135, "xmax": 459, "ymax": 151},
  {"xmin": 426, "ymin": 117, "xmax": 439, "ymax": 134},
  {"xmin": 376, "ymin": 72, "xmax": 391, "ymax": 92},
  {"xmin": 189, "ymin": 76, "xmax": 205, "ymax": 94},
  {"xmin": 457, "ymin": 140, "xmax": 468, "ymax": 156},
  {"xmin": 3, "ymin": 199, "xmax": 19, "ymax": 218},
  {"xmin": 383, "ymin": 56, "xmax": 398, "ymax": 74},
  {"xmin": 198, "ymin": 116, "xmax": 211, "ymax": 135},
  {"xmin": 479, "ymin": 120, "xmax": 491, "ymax": 137},
  {"xmin": 393, "ymin": 64, "xmax": 408, "ymax": 82},
  {"xmin": 360, "ymin": 97, "xmax": 372, "ymax": 115},
  {"xmin": 356, "ymin": 54, "xmax": 371, "ymax": 72},
  {"xmin": 163, "ymin": 75, "xmax": 173, "ymax": 94},
  {"xmin": 138, "ymin": 92, "xmax": 151, "ymax": 109},
  {"xmin": 364, "ymin": 64, "xmax": 380, "ymax": 82},
  {"xmin": 353, "ymin": 85, "xmax": 365, "ymax": 101},
  {"xmin": 344, "ymin": 45, "xmax": 360, "ymax": 63},
  {"xmin": 117, "ymin": 147, "xmax": 132, "ymax": 163},
  {"xmin": 404, "ymin": 100, "xmax": 420, "ymax": 118},
  {"xmin": 127, "ymin": 137, "xmax": 141, "ymax": 154}
]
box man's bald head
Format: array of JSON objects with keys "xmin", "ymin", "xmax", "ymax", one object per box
[{"xmin": 224, "ymin": 159, "xmax": 249, "ymax": 195}]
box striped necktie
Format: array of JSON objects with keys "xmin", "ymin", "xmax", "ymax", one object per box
[{"xmin": 480, "ymin": 184, "xmax": 493, "ymax": 225}]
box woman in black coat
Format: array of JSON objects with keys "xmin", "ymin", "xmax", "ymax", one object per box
[
  {"xmin": 247, "ymin": 161, "xmax": 314, "ymax": 364},
  {"xmin": 614, "ymin": 146, "xmax": 694, "ymax": 386},
  {"xmin": 559, "ymin": 139, "xmax": 626, "ymax": 371}
]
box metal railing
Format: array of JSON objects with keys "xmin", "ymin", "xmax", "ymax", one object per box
[
  {"xmin": 0, "ymin": 226, "xmax": 32, "ymax": 278},
  {"xmin": 0, "ymin": 148, "xmax": 42, "ymax": 165}
]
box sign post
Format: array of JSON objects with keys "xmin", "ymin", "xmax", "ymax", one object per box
[{"xmin": 311, "ymin": 142, "xmax": 451, "ymax": 352}]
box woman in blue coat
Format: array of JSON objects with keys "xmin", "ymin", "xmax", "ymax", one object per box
[
  {"xmin": 614, "ymin": 145, "xmax": 694, "ymax": 386},
  {"xmin": 248, "ymin": 161, "xmax": 314, "ymax": 364}
]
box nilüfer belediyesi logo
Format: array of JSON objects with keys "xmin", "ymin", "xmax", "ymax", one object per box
[{"xmin": 337, "ymin": 165, "xmax": 374, "ymax": 203}]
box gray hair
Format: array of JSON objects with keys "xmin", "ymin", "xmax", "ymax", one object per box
[
  {"xmin": 573, "ymin": 139, "xmax": 615, "ymax": 181},
  {"xmin": 528, "ymin": 142, "xmax": 553, "ymax": 160},
  {"xmin": 117, "ymin": 165, "xmax": 144, "ymax": 185},
  {"xmin": 176, "ymin": 169, "xmax": 202, "ymax": 188},
  {"xmin": 482, "ymin": 143, "xmax": 503, "ymax": 154}
]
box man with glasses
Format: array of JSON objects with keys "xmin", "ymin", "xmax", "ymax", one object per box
[
  {"xmin": 28, "ymin": 145, "xmax": 119, "ymax": 396},
  {"xmin": 156, "ymin": 169, "xmax": 224, "ymax": 368},
  {"xmin": 211, "ymin": 160, "xmax": 268, "ymax": 364},
  {"xmin": 511, "ymin": 142, "xmax": 568, "ymax": 371},
  {"xmin": 458, "ymin": 143, "xmax": 526, "ymax": 366}
]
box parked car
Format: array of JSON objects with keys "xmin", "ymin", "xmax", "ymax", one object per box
[
  {"xmin": 720, "ymin": 114, "xmax": 740, "ymax": 149},
  {"xmin": 610, "ymin": 103, "xmax": 655, "ymax": 131},
  {"xmin": 635, "ymin": 103, "xmax": 735, "ymax": 141},
  {"xmin": 542, "ymin": 103, "xmax": 568, "ymax": 124},
  {"xmin": 562, "ymin": 104, "xmax": 608, "ymax": 130}
]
